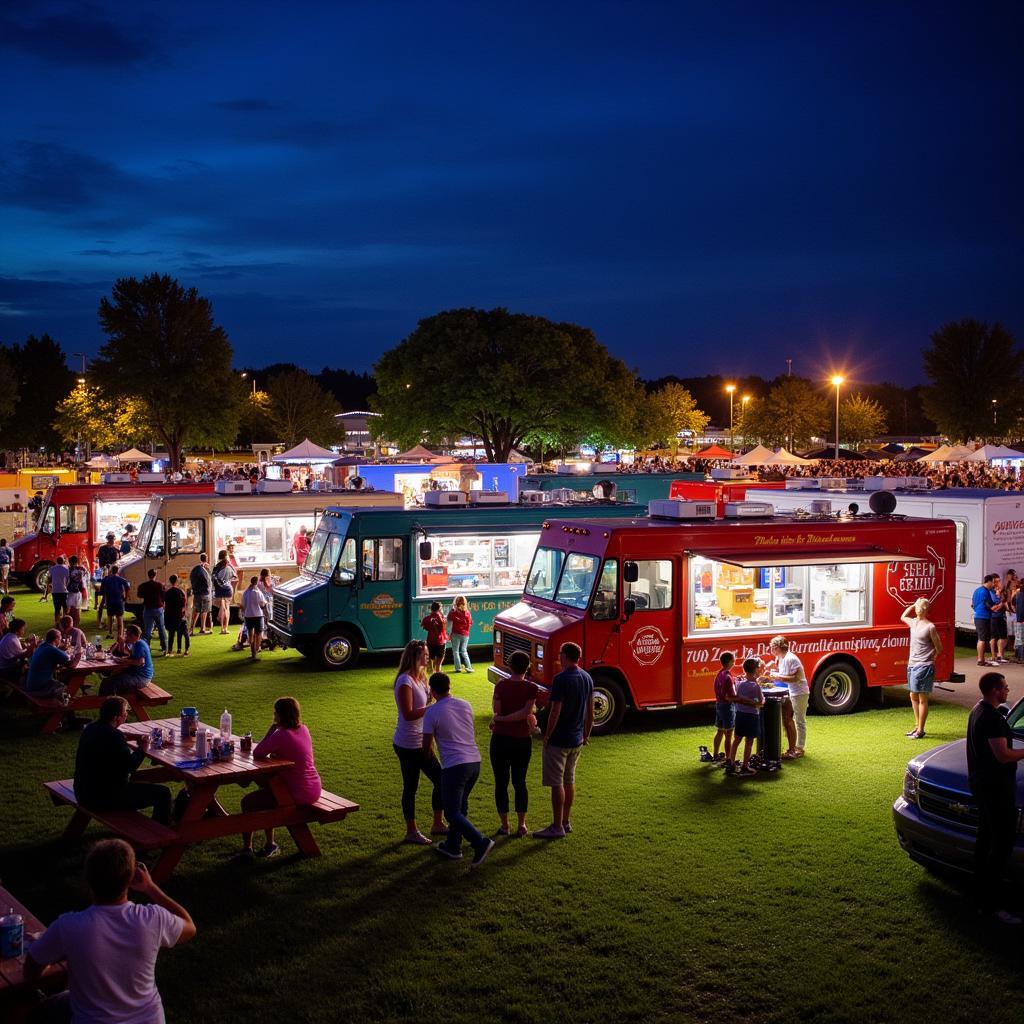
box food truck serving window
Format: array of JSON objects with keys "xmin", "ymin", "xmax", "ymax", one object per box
[
  {"xmin": 417, "ymin": 532, "xmax": 539, "ymax": 597},
  {"xmin": 215, "ymin": 515, "xmax": 317, "ymax": 566},
  {"xmin": 685, "ymin": 547, "xmax": 902, "ymax": 633}
]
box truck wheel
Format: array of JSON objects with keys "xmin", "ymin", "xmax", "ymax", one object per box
[
  {"xmin": 811, "ymin": 659, "xmax": 862, "ymax": 714},
  {"xmin": 590, "ymin": 675, "xmax": 627, "ymax": 735},
  {"xmin": 318, "ymin": 628, "xmax": 360, "ymax": 670},
  {"xmin": 31, "ymin": 562, "xmax": 52, "ymax": 593}
]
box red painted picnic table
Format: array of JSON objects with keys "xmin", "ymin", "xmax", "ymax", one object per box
[{"xmin": 0, "ymin": 885, "xmax": 67, "ymax": 1007}]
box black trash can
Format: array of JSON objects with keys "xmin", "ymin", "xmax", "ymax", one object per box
[{"xmin": 758, "ymin": 686, "xmax": 788, "ymax": 766}]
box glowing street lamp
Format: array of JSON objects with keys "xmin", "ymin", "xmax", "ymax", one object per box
[
  {"xmin": 993, "ymin": 398, "xmax": 998, "ymax": 430},
  {"xmin": 725, "ymin": 384, "xmax": 736, "ymax": 450},
  {"xmin": 831, "ymin": 376, "xmax": 844, "ymax": 459}
]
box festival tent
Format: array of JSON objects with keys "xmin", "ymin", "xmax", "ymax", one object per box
[
  {"xmin": 761, "ymin": 447, "xmax": 817, "ymax": 466},
  {"xmin": 115, "ymin": 447, "xmax": 153, "ymax": 463},
  {"xmin": 730, "ymin": 444, "xmax": 777, "ymax": 466},
  {"xmin": 391, "ymin": 444, "xmax": 448, "ymax": 463},
  {"xmin": 694, "ymin": 444, "xmax": 735, "ymax": 459},
  {"xmin": 919, "ymin": 444, "xmax": 972, "ymax": 463},
  {"xmin": 892, "ymin": 447, "xmax": 933, "ymax": 462},
  {"xmin": 272, "ymin": 439, "xmax": 340, "ymax": 463},
  {"xmin": 86, "ymin": 454, "xmax": 118, "ymax": 469},
  {"xmin": 801, "ymin": 446, "xmax": 867, "ymax": 460},
  {"xmin": 965, "ymin": 444, "xmax": 1024, "ymax": 462}
]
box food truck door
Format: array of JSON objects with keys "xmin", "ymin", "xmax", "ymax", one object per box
[
  {"xmin": 355, "ymin": 536, "xmax": 408, "ymax": 652},
  {"xmin": 619, "ymin": 556, "xmax": 679, "ymax": 706}
]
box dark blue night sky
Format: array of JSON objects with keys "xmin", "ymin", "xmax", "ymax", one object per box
[{"xmin": 1, "ymin": 1, "xmax": 1020, "ymax": 386}]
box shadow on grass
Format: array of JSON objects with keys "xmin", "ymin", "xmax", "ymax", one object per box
[{"xmin": 915, "ymin": 875, "xmax": 1023, "ymax": 961}]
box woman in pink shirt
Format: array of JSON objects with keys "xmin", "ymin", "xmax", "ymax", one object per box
[
  {"xmin": 234, "ymin": 696, "xmax": 322, "ymax": 862},
  {"xmin": 447, "ymin": 595, "xmax": 473, "ymax": 673}
]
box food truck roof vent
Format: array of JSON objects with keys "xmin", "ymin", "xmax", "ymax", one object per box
[
  {"xmin": 101, "ymin": 473, "xmax": 132, "ymax": 484},
  {"xmin": 215, "ymin": 479, "xmax": 252, "ymax": 495},
  {"xmin": 425, "ymin": 490, "xmax": 468, "ymax": 506},
  {"xmin": 649, "ymin": 499, "xmax": 717, "ymax": 520},
  {"xmin": 710, "ymin": 467, "xmax": 749, "ymax": 480},
  {"xmin": 819, "ymin": 477, "xmax": 847, "ymax": 490},
  {"xmin": 520, "ymin": 490, "xmax": 548, "ymax": 504},
  {"xmin": 255, "ymin": 479, "xmax": 292, "ymax": 494},
  {"xmin": 863, "ymin": 476, "xmax": 899, "ymax": 491},
  {"xmin": 723, "ymin": 501, "xmax": 774, "ymax": 517},
  {"xmin": 787, "ymin": 478, "xmax": 820, "ymax": 490},
  {"xmin": 469, "ymin": 490, "xmax": 509, "ymax": 505}
]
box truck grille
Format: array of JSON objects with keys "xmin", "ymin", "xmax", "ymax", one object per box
[
  {"xmin": 917, "ymin": 780, "xmax": 978, "ymax": 832},
  {"xmin": 501, "ymin": 631, "xmax": 532, "ymax": 665},
  {"xmin": 272, "ymin": 597, "xmax": 291, "ymax": 631}
]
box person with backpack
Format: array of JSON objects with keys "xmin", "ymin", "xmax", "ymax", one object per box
[
  {"xmin": 66, "ymin": 555, "xmax": 90, "ymax": 629},
  {"xmin": 189, "ymin": 553, "xmax": 213, "ymax": 635}
]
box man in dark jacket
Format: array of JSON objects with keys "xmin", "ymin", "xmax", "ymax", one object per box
[
  {"xmin": 97, "ymin": 533, "xmax": 120, "ymax": 571},
  {"xmin": 74, "ymin": 696, "xmax": 172, "ymax": 824}
]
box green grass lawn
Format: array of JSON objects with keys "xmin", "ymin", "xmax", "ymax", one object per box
[{"xmin": 1, "ymin": 587, "xmax": 1021, "ymax": 1024}]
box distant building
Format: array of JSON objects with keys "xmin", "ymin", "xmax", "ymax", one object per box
[{"xmin": 336, "ymin": 410, "xmax": 383, "ymax": 453}]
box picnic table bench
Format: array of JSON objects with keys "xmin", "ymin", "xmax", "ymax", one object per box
[
  {"xmin": 45, "ymin": 717, "xmax": 359, "ymax": 881},
  {"xmin": 0, "ymin": 885, "xmax": 67, "ymax": 1015},
  {"xmin": 9, "ymin": 657, "xmax": 171, "ymax": 734}
]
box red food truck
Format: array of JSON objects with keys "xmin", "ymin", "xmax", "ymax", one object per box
[
  {"xmin": 488, "ymin": 500, "xmax": 958, "ymax": 734},
  {"xmin": 668, "ymin": 478, "xmax": 787, "ymax": 515},
  {"xmin": 12, "ymin": 482, "xmax": 212, "ymax": 591}
]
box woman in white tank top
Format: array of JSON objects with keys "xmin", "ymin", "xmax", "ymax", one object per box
[{"xmin": 900, "ymin": 597, "xmax": 942, "ymax": 739}]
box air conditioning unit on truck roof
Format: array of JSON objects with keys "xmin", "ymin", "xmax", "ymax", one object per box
[
  {"xmin": 787, "ymin": 478, "xmax": 820, "ymax": 490},
  {"xmin": 723, "ymin": 501, "xmax": 774, "ymax": 517},
  {"xmin": 425, "ymin": 490, "xmax": 467, "ymax": 506},
  {"xmin": 215, "ymin": 480, "xmax": 251, "ymax": 495},
  {"xmin": 864, "ymin": 477, "xmax": 898, "ymax": 491},
  {"xmin": 520, "ymin": 490, "xmax": 548, "ymax": 504},
  {"xmin": 469, "ymin": 490, "xmax": 509, "ymax": 505},
  {"xmin": 710, "ymin": 467, "xmax": 749, "ymax": 480},
  {"xmin": 648, "ymin": 499, "xmax": 716, "ymax": 520}
]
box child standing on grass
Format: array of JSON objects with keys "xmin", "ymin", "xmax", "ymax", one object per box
[
  {"xmin": 728, "ymin": 658, "xmax": 765, "ymax": 776},
  {"xmin": 711, "ymin": 651, "xmax": 737, "ymax": 763},
  {"xmin": 421, "ymin": 601, "xmax": 448, "ymax": 674}
]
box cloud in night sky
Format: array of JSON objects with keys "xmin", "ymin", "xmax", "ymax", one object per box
[{"xmin": 0, "ymin": 0, "xmax": 1021, "ymax": 386}]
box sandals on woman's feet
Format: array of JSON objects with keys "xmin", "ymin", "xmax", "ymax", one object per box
[
  {"xmin": 516, "ymin": 825, "xmax": 529, "ymax": 838},
  {"xmin": 403, "ymin": 832, "xmax": 432, "ymax": 846},
  {"xmin": 496, "ymin": 825, "xmax": 510, "ymax": 836}
]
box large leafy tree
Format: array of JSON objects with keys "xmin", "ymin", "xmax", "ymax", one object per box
[
  {"xmin": 92, "ymin": 274, "xmax": 240, "ymax": 471},
  {"xmin": 839, "ymin": 393, "xmax": 888, "ymax": 449},
  {"xmin": 374, "ymin": 308, "xmax": 639, "ymax": 462},
  {"xmin": 736, "ymin": 377, "xmax": 830, "ymax": 450},
  {"xmin": 2, "ymin": 334, "xmax": 74, "ymax": 450},
  {"xmin": 637, "ymin": 381, "xmax": 710, "ymax": 448},
  {"xmin": 52, "ymin": 383, "xmax": 151, "ymax": 450},
  {"xmin": 922, "ymin": 319, "xmax": 1022, "ymax": 441},
  {"xmin": 267, "ymin": 368, "xmax": 343, "ymax": 447}
]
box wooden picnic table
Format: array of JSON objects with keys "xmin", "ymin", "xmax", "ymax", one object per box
[
  {"xmin": 47, "ymin": 718, "xmax": 357, "ymax": 882},
  {"xmin": 0, "ymin": 885, "xmax": 67, "ymax": 1009}
]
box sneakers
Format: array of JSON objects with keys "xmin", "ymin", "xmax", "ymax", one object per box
[
  {"xmin": 434, "ymin": 843, "xmax": 463, "ymax": 860},
  {"xmin": 471, "ymin": 838, "xmax": 495, "ymax": 869},
  {"xmin": 533, "ymin": 824, "xmax": 566, "ymax": 839}
]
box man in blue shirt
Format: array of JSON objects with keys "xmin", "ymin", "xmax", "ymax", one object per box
[
  {"xmin": 26, "ymin": 628, "xmax": 80, "ymax": 697},
  {"xmin": 972, "ymin": 574, "xmax": 999, "ymax": 667},
  {"xmin": 535, "ymin": 642, "xmax": 594, "ymax": 839},
  {"xmin": 100, "ymin": 624, "xmax": 154, "ymax": 694}
]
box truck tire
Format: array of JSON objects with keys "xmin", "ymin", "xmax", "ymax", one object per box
[
  {"xmin": 31, "ymin": 562, "xmax": 52, "ymax": 593},
  {"xmin": 318, "ymin": 628, "xmax": 361, "ymax": 670},
  {"xmin": 590, "ymin": 674, "xmax": 627, "ymax": 735},
  {"xmin": 811, "ymin": 659, "xmax": 862, "ymax": 714}
]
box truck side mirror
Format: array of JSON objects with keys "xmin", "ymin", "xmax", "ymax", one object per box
[
  {"xmin": 419, "ymin": 541, "xmax": 432, "ymax": 560},
  {"xmin": 623, "ymin": 561, "xmax": 639, "ymax": 583},
  {"xmin": 623, "ymin": 598, "xmax": 636, "ymax": 620}
]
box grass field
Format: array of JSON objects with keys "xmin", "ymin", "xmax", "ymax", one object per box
[{"xmin": 1, "ymin": 588, "xmax": 1021, "ymax": 1024}]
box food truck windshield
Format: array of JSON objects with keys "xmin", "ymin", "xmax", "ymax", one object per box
[{"xmin": 525, "ymin": 546, "xmax": 604, "ymax": 611}]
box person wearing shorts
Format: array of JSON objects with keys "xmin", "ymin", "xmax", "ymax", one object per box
[
  {"xmin": 239, "ymin": 576, "xmax": 268, "ymax": 661},
  {"xmin": 729, "ymin": 659, "xmax": 765, "ymax": 776},
  {"xmin": 711, "ymin": 651, "xmax": 737, "ymax": 764},
  {"xmin": 901, "ymin": 597, "xmax": 942, "ymax": 739},
  {"xmin": 972, "ymin": 575, "xmax": 998, "ymax": 666},
  {"xmin": 535, "ymin": 642, "xmax": 593, "ymax": 840},
  {"xmin": 100, "ymin": 566, "xmax": 130, "ymax": 640},
  {"xmin": 49, "ymin": 556, "xmax": 70, "ymax": 623}
]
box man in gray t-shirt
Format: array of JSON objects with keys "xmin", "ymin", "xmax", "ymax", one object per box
[{"xmin": 900, "ymin": 597, "xmax": 942, "ymax": 740}]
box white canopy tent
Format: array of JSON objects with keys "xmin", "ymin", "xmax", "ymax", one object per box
[
  {"xmin": 919, "ymin": 444, "xmax": 975, "ymax": 463},
  {"xmin": 392, "ymin": 444, "xmax": 448, "ymax": 463},
  {"xmin": 965, "ymin": 444, "xmax": 1024, "ymax": 462},
  {"xmin": 86, "ymin": 454, "xmax": 119, "ymax": 469},
  {"xmin": 115, "ymin": 447, "xmax": 153, "ymax": 463},
  {"xmin": 760, "ymin": 447, "xmax": 818, "ymax": 467},
  {"xmin": 730, "ymin": 444, "xmax": 777, "ymax": 466},
  {"xmin": 272, "ymin": 439, "xmax": 340, "ymax": 463}
]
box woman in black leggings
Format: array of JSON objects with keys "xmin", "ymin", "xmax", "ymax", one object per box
[
  {"xmin": 490, "ymin": 650, "xmax": 543, "ymax": 837},
  {"xmin": 392, "ymin": 640, "xmax": 446, "ymax": 844}
]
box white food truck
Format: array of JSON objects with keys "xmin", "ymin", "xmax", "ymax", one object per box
[{"xmin": 764, "ymin": 484, "xmax": 1024, "ymax": 630}]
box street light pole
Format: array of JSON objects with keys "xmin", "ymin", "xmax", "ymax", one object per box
[
  {"xmin": 740, "ymin": 395, "xmax": 750, "ymax": 447},
  {"xmin": 993, "ymin": 399, "xmax": 998, "ymax": 431},
  {"xmin": 725, "ymin": 384, "xmax": 736, "ymax": 451},
  {"xmin": 831, "ymin": 376, "xmax": 844, "ymax": 459}
]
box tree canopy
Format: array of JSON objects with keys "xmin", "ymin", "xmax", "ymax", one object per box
[
  {"xmin": 52, "ymin": 383, "xmax": 150, "ymax": 451},
  {"xmin": 1, "ymin": 334, "xmax": 74, "ymax": 450},
  {"xmin": 736, "ymin": 378, "xmax": 830, "ymax": 450},
  {"xmin": 91, "ymin": 274, "xmax": 240, "ymax": 470},
  {"xmin": 839, "ymin": 393, "xmax": 888, "ymax": 449},
  {"xmin": 267, "ymin": 368, "xmax": 343, "ymax": 447},
  {"xmin": 373, "ymin": 308, "xmax": 642, "ymax": 462},
  {"xmin": 922, "ymin": 319, "xmax": 1022, "ymax": 442},
  {"xmin": 637, "ymin": 381, "xmax": 710, "ymax": 448}
]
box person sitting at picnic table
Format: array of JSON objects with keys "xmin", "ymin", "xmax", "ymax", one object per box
[
  {"xmin": 25, "ymin": 838, "xmax": 195, "ymax": 1024},
  {"xmin": 233, "ymin": 696, "xmax": 322, "ymax": 863},
  {"xmin": 25, "ymin": 628, "xmax": 80, "ymax": 699},
  {"xmin": 0, "ymin": 617, "xmax": 31, "ymax": 682},
  {"xmin": 99, "ymin": 624, "xmax": 153, "ymax": 695},
  {"xmin": 0, "ymin": 593, "xmax": 15, "ymax": 634},
  {"xmin": 74, "ymin": 695, "xmax": 174, "ymax": 824},
  {"xmin": 58, "ymin": 614, "xmax": 87, "ymax": 658}
]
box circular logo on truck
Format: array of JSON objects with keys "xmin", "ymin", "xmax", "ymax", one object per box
[
  {"xmin": 368, "ymin": 593, "xmax": 396, "ymax": 619},
  {"xmin": 629, "ymin": 625, "xmax": 668, "ymax": 666},
  {"xmin": 885, "ymin": 545, "xmax": 944, "ymax": 606}
]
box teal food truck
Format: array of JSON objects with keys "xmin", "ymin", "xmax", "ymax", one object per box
[
  {"xmin": 268, "ymin": 501, "xmax": 645, "ymax": 668},
  {"xmin": 521, "ymin": 471, "xmax": 703, "ymax": 505}
]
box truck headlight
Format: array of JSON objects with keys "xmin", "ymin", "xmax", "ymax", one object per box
[
  {"xmin": 494, "ymin": 629, "xmax": 502, "ymax": 645},
  {"xmin": 536, "ymin": 643, "xmax": 544, "ymax": 661},
  {"xmin": 902, "ymin": 768, "xmax": 919, "ymax": 804}
]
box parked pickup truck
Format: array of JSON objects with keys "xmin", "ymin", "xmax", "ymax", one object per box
[{"xmin": 893, "ymin": 698, "xmax": 1024, "ymax": 876}]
